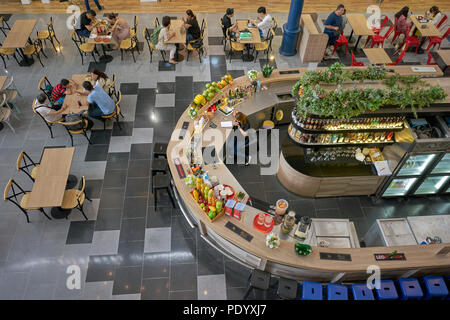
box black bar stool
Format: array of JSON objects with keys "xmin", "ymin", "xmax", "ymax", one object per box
[
  {"xmin": 151, "ymin": 158, "xmax": 168, "ymax": 189},
  {"xmin": 277, "ymin": 277, "xmax": 298, "ymax": 300},
  {"xmin": 153, "ymin": 142, "xmax": 168, "ymax": 159},
  {"xmin": 152, "ymin": 173, "xmax": 175, "ymax": 209},
  {"xmin": 243, "ymin": 269, "xmax": 271, "ymax": 300}
]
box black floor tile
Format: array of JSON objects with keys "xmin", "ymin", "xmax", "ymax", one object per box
[
  {"xmin": 170, "ymin": 237, "xmax": 197, "ymax": 264},
  {"xmin": 89, "ymin": 129, "xmax": 112, "ymax": 145},
  {"xmin": 208, "ymin": 37, "xmax": 224, "ymax": 45},
  {"xmin": 0, "ymin": 14, "xmax": 12, "ymax": 21},
  {"xmin": 158, "ymin": 61, "xmax": 175, "ymax": 71},
  {"xmin": 112, "ymin": 266, "xmax": 142, "ymax": 295},
  {"xmin": 224, "ymin": 260, "xmax": 251, "ymax": 288},
  {"xmin": 143, "ymin": 252, "xmax": 170, "ymax": 279},
  {"xmin": 315, "ymin": 197, "xmax": 339, "ymax": 210},
  {"xmin": 112, "ymin": 121, "xmax": 133, "ymax": 136},
  {"xmin": 151, "ymin": 121, "xmax": 174, "ymax": 142},
  {"xmin": 125, "ymin": 177, "xmax": 149, "ymax": 197},
  {"xmin": 85, "ymin": 179, "xmax": 103, "ymax": 199},
  {"xmin": 338, "ymin": 197, "xmax": 364, "ymax": 218},
  {"xmin": 363, "ymin": 206, "xmax": 388, "ymax": 226},
  {"xmin": 123, "ymin": 197, "xmax": 148, "ymax": 219},
  {"xmin": 95, "ymin": 208, "xmax": 123, "ymax": 231},
  {"xmin": 227, "ymin": 287, "xmax": 254, "ymax": 300},
  {"xmin": 193, "ymin": 81, "xmax": 209, "ymax": 94},
  {"xmin": 146, "ymin": 206, "xmax": 172, "ymax": 228},
  {"xmin": 171, "ymin": 216, "xmax": 196, "ymax": 240},
  {"xmin": 85, "ymin": 254, "xmax": 120, "ymax": 282},
  {"xmin": 153, "ymin": 108, "xmax": 174, "ymax": 123},
  {"xmin": 156, "ymin": 82, "xmax": 175, "ymax": 94},
  {"xmin": 130, "ymin": 143, "xmax": 152, "ymax": 160},
  {"xmin": 99, "ymin": 188, "xmax": 125, "ymax": 209},
  {"xmin": 102, "ymin": 169, "xmax": 127, "ymax": 188},
  {"xmin": 117, "ymin": 241, "xmax": 144, "ymax": 267},
  {"xmin": 138, "ymin": 88, "xmax": 156, "ymax": 99},
  {"xmin": 128, "ymin": 159, "xmax": 150, "ymax": 178},
  {"xmin": 350, "ymin": 217, "xmax": 371, "ymax": 241},
  {"xmin": 318, "ymin": 58, "xmax": 340, "ymax": 67},
  {"xmin": 84, "ymin": 144, "xmax": 109, "ymax": 161},
  {"xmin": 141, "ymin": 278, "xmax": 170, "ymax": 300},
  {"xmin": 315, "ymin": 208, "xmax": 341, "ymax": 219},
  {"xmin": 260, "ymin": 174, "xmax": 285, "ymax": 192},
  {"xmin": 88, "ymin": 62, "xmax": 107, "ymax": 72},
  {"xmin": 106, "ymin": 152, "xmax": 129, "ymax": 171},
  {"xmin": 169, "ymin": 290, "xmax": 198, "ymax": 300},
  {"xmin": 119, "ymin": 82, "xmax": 139, "ymax": 95},
  {"xmin": 66, "ymin": 221, "xmax": 95, "ymax": 245},
  {"xmin": 170, "ymin": 263, "xmax": 197, "ymax": 291},
  {"xmin": 228, "ymin": 70, "xmax": 245, "ymax": 79},
  {"xmin": 265, "ymin": 190, "xmax": 296, "ymax": 204},
  {"xmin": 135, "ymin": 99, "xmax": 154, "ymax": 116},
  {"xmin": 290, "ymin": 198, "xmax": 316, "ymax": 217},
  {"xmin": 197, "ymin": 248, "xmax": 225, "ymax": 276},
  {"xmin": 119, "ymin": 217, "xmax": 146, "ymax": 242}
]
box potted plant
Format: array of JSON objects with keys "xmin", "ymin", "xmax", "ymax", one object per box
[
  {"xmin": 262, "ymin": 64, "xmax": 274, "ymax": 78},
  {"xmin": 294, "ymin": 243, "xmax": 312, "ymax": 256},
  {"xmin": 266, "ymin": 232, "xmax": 280, "ymax": 249}
]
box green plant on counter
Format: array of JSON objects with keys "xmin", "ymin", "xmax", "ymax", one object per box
[{"xmin": 262, "ymin": 64, "xmax": 274, "ymax": 78}]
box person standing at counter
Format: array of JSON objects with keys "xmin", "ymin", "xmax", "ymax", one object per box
[{"xmin": 233, "ymin": 110, "xmax": 251, "ymax": 166}]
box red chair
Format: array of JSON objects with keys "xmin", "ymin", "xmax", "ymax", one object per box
[
  {"xmin": 370, "ymin": 15, "xmax": 389, "ymax": 37},
  {"xmin": 424, "ymin": 27, "xmax": 450, "ymax": 52},
  {"xmin": 351, "ymin": 50, "xmax": 364, "ymax": 66},
  {"xmin": 391, "ymin": 18, "xmax": 413, "ymax": 44},
  {"xmin": 366, "ymin": 25, "xmax": 394, "ymax": 48},
  {"xmin": 332, "ymin": 30, "xmax": 348, "ymax": 55},
  {"xmin": 388, "ymin": 49, "xmax": 406, "ymax": 66},
  {"xmin": 427, "ymin": 52, "xmax": 437, "ymax": 65},
  {"xmin": 401, "ymin": 25, "xmax": 420, "ymax": 54},
  {"xmin": 436, "ymin": 14, "xmax": 447, "ymax": 30}
]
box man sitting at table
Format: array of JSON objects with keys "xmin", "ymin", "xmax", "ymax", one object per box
[
  {"xmin": 323, "ymin": 4, "xmax": 345, "ymax": 59},
  {"xmin": 222, "ymin": 8, "xmax": 238, "ymax": 39},
  {"xmin": 79, "ymin": 81, "xmax": 115, "ymax": 120},
  {"xmin": 251, "ymin": 7, "xmax": 274, "ymax": 39},
  {"xmin": 76, "ymin": 9, "xmax": 97, "ymax": 38},
  {"xmin": 51, "ymin": 79, "xmax": 75, "ymax": 108},
  {"xmin": 34, "ymin": 93, "xmax": 68, "ymax": 123}
]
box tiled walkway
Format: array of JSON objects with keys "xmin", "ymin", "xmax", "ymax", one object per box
[{"xmin": 0, "ymin": 11, "xmax": 449, "ymax": 300}]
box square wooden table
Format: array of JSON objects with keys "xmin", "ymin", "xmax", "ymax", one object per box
[
  {"xmin": 27, "ymin": 147, "xmax": 75, "ymax": 213},
  {"xmin": 62, "ymin": 74, "xmax": 90, "ymax": 115},
  {"xmin": 347, "ymin": 14, "xmax": 375, "ymax": 50},
  {"xmin": 236, "ymin": 20, "xmax": 262, "ymax": 44},
  {"xmin": 88, "ymin": 25, "xmax": 114, "ymax": 63},
  {"xmin": 410, "ymin": 15, "xmax": 442, "ymax": 37},
  {"xmin": 2, "ymin": 19, "xmax": 37, "ymax": 66},
  {"xmin": 165, "ymin": 19, "xmax": 187, "ymax": 62},
  {"xmin": 435, "ymin": 50, "xmax": 450, "ymax": 76},
  {"xmin": 0, "ymin": 76, "xmax": 7, "ymax": 91},
  {"xmin": 363, "ymin": 48, "xmax": 392, "ymax": 65}
]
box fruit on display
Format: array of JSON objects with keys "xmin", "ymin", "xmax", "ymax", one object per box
[
  {"xmin": 215, "ymin": 200, "xmax": 223, "ymax": 212},
  {"xmin": 184, "ymin": 174, "xmax": 196, "ymax": 187},
  {"xmin": 194, "ymin": 94, "xmax": 206, "ymax": 106},
  {"xmin": 190, "ymin": 174, "xmax": 226, "ymax": 221},
  {"xmin": 187, "ymin": 107, "xmax": 198, "ymax": 119}
]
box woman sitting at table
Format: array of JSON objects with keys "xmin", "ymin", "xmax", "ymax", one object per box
[
  {"xmin": 156, "ymin": 16, "xmax": 178, "ymax": 65},
  {"xmin": 78, "ymin": 81, "xmax": 115, "ymax": 120},
  {"xmin": 107, "ymin": 13, "xmax": 130, "ymax": 50},
  {"xmin": 182, "ymin": 10, "xmax": 201, "ymax": 44},
  {"xmin": 426, "ymin": 6, "xmax": 442, "ymax": 25},
  {"xmin": 393, "ymin": 6, "xmax": 411, "ymax": 49},
  {"xmin": 90, "ymin": 69, "xmax": 112, "ymax": 93}
]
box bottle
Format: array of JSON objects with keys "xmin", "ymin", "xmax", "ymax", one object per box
[{"xmin": 281, "ymin": 211, "xmax": 296, "ymax": 234}]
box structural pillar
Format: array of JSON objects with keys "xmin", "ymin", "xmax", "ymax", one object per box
[{"xmin": 279, "ymin": 0, "xmax": 304, "ymax": 56}]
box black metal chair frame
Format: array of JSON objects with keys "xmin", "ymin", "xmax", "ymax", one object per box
[
  {"xmin": 143, "ymin": 27, "xmax": 167, "ymax": 63},
  {"xmin": 71, "ymin": 31, "xmax": 98, "ymax": 65},
  {"xmin": 39, "ymin": 17, "xmax": 61, "ymax": 52},
  {"xmin": 61, "ymin": 118, "xmax": 92, "ymax": 146},
  {"xmin": 17, "ymin": 151, "xmax": 40, "ymax": 182}
]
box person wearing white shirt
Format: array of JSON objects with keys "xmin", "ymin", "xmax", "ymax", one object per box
[
  {"xmin": 156, "ymin": 16, "xmax": 178, "ymax": 65},
  {"xmin": 251, "ymin": 7, "xmax": 274, "ymax": 39},
  {"xmin": 426, "ymin": 6, "xmax": 443, "ymax": 25}
]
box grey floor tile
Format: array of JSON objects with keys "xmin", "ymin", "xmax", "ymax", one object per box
[
  {"xmin": 108, "ymin": 136, "xmax": 132, "ymax": 153},
  {"xmin": 0, "ymin": 272, "xmax": 29, "ymax": 299},
  {"xmin": 197, "ymin": 274, "xmax": 227, "ymax": 300},
  {"xmin": 24, "ymin": 283, "xmax": 56, "ymax": 300},
  {"xmin": 143, "ymin": 252, "xmax": 170, "ymax": 279},
  {"xmin": 90, "ymin": 230, "xmax": 120, "ymax": 256},
  {"xmin": 117, "ymin": 241, "xmax": 144, "ymax": 267},
  {"xmin": 82, "ymin": 281, "xmax": 113, "ymax": 300},
  {"xmin": 169, "ymin": 290, "xmax": 198, "ymax": 300},
  {"xmin": 85, "ymin": 254, "xmax": 120, "ymax": 283},
  {"xmin": 95, "ymin": 208, "xmax": 123, "ymax": 231},
  {"xmin": 131, "ymin": 128, "xmax": 154, "ymax": 144},
  {"xmin": 119, "ymin": 218, "xmax": 146, "ymax": 243},
  {"xmin": 144, "ymin": 227, "xmax": 171, "ymax": 253},
  {"xmin": 123, "ymin": 196, "xmax": 148, "ymax": 219}
]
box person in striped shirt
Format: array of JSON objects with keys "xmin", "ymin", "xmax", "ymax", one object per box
[{"xmin": 50, "ymin": 79, "xmax": 76, "ymax": 108}]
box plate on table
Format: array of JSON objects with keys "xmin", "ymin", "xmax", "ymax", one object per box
[
  {"xmin": 94, "ymin": 37, "xmax": 102, "ymax": 42},
  {"xmin": 222, "ymin": 185, "xmax": 235, "ymax": 200},
  {"xmin": 103, "ymin": 38, "xmax": 111, "ymax": 43}
]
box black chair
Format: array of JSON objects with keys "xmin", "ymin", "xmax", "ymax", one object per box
[
  {"xmin": 152, "ymin": 174, "xmax": 175, "ymax": 209},
  {"xmin": 277, "ymin": 277, "xmax": 298, "ymax": 300},
  {"xmin": 60, "ymin": 118, "xmax": 92, "ymax": 146},
  {"xmin": 153, "ymin": 142, "xmax": 168, "ymax": 159},
  {"xmin": 151, "ymin": 158, "xmax": 168, "ymax": 189},
  {"xmin": 143, "ymin": 27, "xmax": 167, "ymax": 63},
  {"xmin": 243, "ymin": 269, "xmax": 271, "ymax": 300}
]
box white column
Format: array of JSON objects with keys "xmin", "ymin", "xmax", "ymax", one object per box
[
  {"xmin": 41, "ymin": 0, "xmax": 51, "ymax": 3},
  {"xmin": 21, "ymin": 0, "xmax": 31, "ymax": 5}
]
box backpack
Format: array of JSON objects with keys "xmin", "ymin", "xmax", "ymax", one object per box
[
  {"xmin": 64, "ymin": 113, "xmax": 84, "ymax": 131},
  {"xmin": 151, "ymin": 26, "xmax": 163, "ymax": 46}
]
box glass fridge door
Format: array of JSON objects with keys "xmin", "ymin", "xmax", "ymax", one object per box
[
  {"xmin": 383, "ymin": 178, "xmax": 418, "ymax": 197},
  {"xmin": 431, "ymin": 153, "xmax": 450, "ymax": 174},
  {"xmin": 397, "ymin": 154, "xmax": 437, "ymax": 176},
  {"xmin": 414, "ymin": 176, "xmax": 450, "ymax": 195}
]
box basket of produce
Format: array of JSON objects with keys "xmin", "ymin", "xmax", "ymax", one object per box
[{"xmin": 190, "ymin": 179, "xmax": 225, "ymax": 222}]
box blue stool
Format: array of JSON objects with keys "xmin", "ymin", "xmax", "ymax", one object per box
[
  {"xmin": 375, "ymin": 280, "xmax": 399, "ymax": 300},
  {"xmin": 422, "ymin": 276, "xmax": 449, "ymax": 300},
  {"xmin": 301, "ymin": 281, "xmax": 323, "ymax": 300},
  {"xmin": 327, "ymin": 283, "xmax": 348, "ymax": 300},
  {"xmin": 398, "ymin": 278, "xmax": 424, "ymax": 300},
  {"xmin": 351, "ymin": 284, "xmax": 375, "ymax": 300}
]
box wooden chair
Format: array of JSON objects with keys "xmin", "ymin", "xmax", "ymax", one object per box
[
  {"xmin": 16, "ymin": 151, "xmax": 40, "ymax": 182},
  {"xmin": 101, "ymin": 90, "xmax": 122, "ymax": 130},
  {"xmin": 253, "ymin": 29, "xmax": 274, "ymax": 62},
  {"xmin": 32, "ymin": 100, "xmax": 62, "ymax": 138},
  {"xmin": 120, "ymin": 38, "xmax": 137, "ymax": 62},
  {"xmin": 143, "ymin": 27, "xmax": 166, "ymax": 63},
  {"xmin": 37, "ymin": 17, "xmax": 61, "ymax": 52},
  {"xmin": 154, "ymin": 17, "xmax": 160, "ymax": 28},
  {"xmin": 186, "ymin": 21, "xmax": 206, "ymax": 63},
  {"xmin": 0, "ymin": 45, "xmax": 19, "ymax": 69},
  {"xmin": 109, "ymin": 73, "xmax": 118, "ymax": 99},
  {"xmin": 0, "ymin": 16, "xmax": 11, "ymax": 37},
  {"xmin": 2, "ymin": 76, "xmax": 21, "ymax": 114},
  {"xmin": 227, "ymin": 29, "xmax": 245, "ymax": 62},
  {"xmin": 38, "ymin": 76, "xmax": 54, "ymax": 103},
  {"xmin": 4, "ymin": 178, "xmax": 51, "ymax": 223},
  {"xmin": 129, "ymin": 15, "xmax": 140, "ymax": 54},
  {"xmin": 23, "ymin": 39, "xmax": 46, "ymax": 67},
  {"xmin": 0, "ymin": 95, "xmax": 15, "ymax": 134},
  {"xmin": 70, "ymin": 30, "xmax": 97, "ymax": 65},
  {"xmin": 60, "ymin": 176, "xmax": 91, "ymax": 220},
  {"xmin": 60, "ymin": 118, "xmax": 92, "ymax": 146}
]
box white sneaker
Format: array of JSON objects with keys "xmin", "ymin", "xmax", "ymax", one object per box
[{"xmin": 245, "ymin": 155, "xmax": 252, "ymax": 166}]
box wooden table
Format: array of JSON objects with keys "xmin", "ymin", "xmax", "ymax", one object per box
[
  {"xmin": 63, "ymin": 74, "xmax": 90, "ymax": 114},
  {"xmin": 235, "ymin": 20, "xmax": 262, "ymax": 61},
  {"xmin": 2, "ymin": 19, "xmax": 37, "ymax": 66},
  {"xmin": 410, "ymin": 15, "xmax": 442, "ymax": 37},
  {"xmin": 88, "ymin": 25, "xmax": 114, "ymax": 63},
  {"xmin": 0, "ymin": 76, "xmax": 7, "ymax": 91},
  {"xmin": 434, "ymin": 49, "xmax": 450, "ymax": 76},
  {"xmin": 166, "ymin": 19, "xmax": 187, "ymax": 62},
  {"xmin": 363, "ymin": 48, "xmax": 392, "ymax": 65},
  {"xmin": 27, "ymin": 147, "xmax": 75, "ymax": 218},
  {"xmin": 347, "ymin": 14, "xmax": 375, "ymax": 50}
]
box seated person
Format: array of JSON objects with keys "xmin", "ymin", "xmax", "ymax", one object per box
[
  {"xmin": 182, "ymin": 9, "xmax": 201, "ymax": 44},
  {"xmin": 426, "ymin": 6, "xmax": 442, "ymax": 25},
  {"xmin": 78, "ymin": 81, "xmax": 115, "ymax": 120},
  {"xmin": 393, "ymin": 6, "xmax": 410, "ymax": 48},
  {"xmin": 323, "ymin": 4, "xmax": 345, "ymax": 59},
  {"xmin": 107, "ymin": 13, "xmax": 131, "ymax": 50},
  {"xmin": 90, "ymin": 69, "xmax": 112, "ymax": 93},
  {"xmin": 33, "ymin": 93, "xmax": 68, "ymax": 122},
  {"xmin": 50, "ymin": 79, "xmax": 75, "ymax": 107},
  {"xmin": 156, "ymin": 16, "xmax": 178, "ymax": 65},
  {"xmin": 251, "ymin": 6, "xmax": 274, "ymax": 39},
  {"xmin": 222, "ymin": 8, "xmax": 238, "ymax": 38},
  {"xmin": 76, "ymin": 10, "xmax": 97, "ymax": 38}
]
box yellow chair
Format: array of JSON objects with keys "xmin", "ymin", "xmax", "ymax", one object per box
[
  {"xmin": 272, "ymin": 17, "xmax": 279, "ymax": 31},
  {"xmin": 0, "ymin": 16, "xmax": 11, "ymax": 37},
  {"xmin": 154, "ymin": 17, "xmax": 160, "ymax": 28},
  {"xmin": 263, "ymin": 109, "xmax": 284, "ymax": 129},
  {"xmin": 32, "ymin": 99, "xmax": 62, "ymax": 138},
  {"xmin": 129, "ymin": 16, "xmax": 140, "ymax": 54},
  {"xmin": 253, "ymin": 29, "xmax": 275, "ymax": 62},
  {"xmin": 0, "ymin": 45, "xmax": 19, "ymax": 69},
  {"xmin": 109, "ymin": 73, "xmax": 118, "ymax": 99},
  {"xmin": 37, "ymin": 17, "xmax": 60, "ymax": 52},
  {"xmin": 61, "ymin": 176, "xmax": 91, "ymax": 220},
  {"xmin": 38, "ymin": 75, "xmax": 54, "ymax": 102},
  {"xmin": 4, "ymin": 178, "xmax": 51, "ymax": 223},
  {"xmin": 186, "ymin": 20, "xmax": 206, "ymax": 63},
  {"xmin": 23, "ymin": 39, "xmax": 46, "ymax": 67},
  {"xmin": 16, "ymin": 151, "xmax": 40, "ymax": 182},
  {"xmin": 227, "ymin": 29, "xmax": 245, "ymax": 62},
  {"xmin": 101, "ymin": 90, "xmax": 122, "ymax": 130},
  {"xmin": 120, "ymin": 38, "xmax": 137, "ymax": 62},
  {"xmin": 70, "ymin": 30, "xmax": 97, "ymax": 65},
  {"xmin": 143, "ymin": 27, "xmax": 166, "ymax": 63},
  {"xmin": 59, "ymin": 118, "xmax": 92, "ymax": 146}
]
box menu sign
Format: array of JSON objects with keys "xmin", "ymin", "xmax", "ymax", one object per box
[
  {"xmin": 225, "ymin": 221, "xmax": 253, "ymax": 242},
  {"xmin": 320, "ymin": 252, "xmax": 352, "ymax": 261},
  {"xmin": 374, "ymin": 253, "xmax": 406, "ymax": 261}
]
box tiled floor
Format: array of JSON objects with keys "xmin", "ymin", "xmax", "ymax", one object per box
[{"xmin": 0, "ymin": 11, "xmax": 449, "ymax": 300}]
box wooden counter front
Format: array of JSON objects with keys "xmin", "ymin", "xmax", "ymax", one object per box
[{"xmin": 167, "ymin": 69, "xmax": 450, "ymax": 281}]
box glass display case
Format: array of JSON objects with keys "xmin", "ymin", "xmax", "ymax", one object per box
[
  {"xmin": 431, "ymin": 153, "xmax": 450, "ymax": 174},
  {"xmin": 413, "ymin": 176, "xmax": 450, "ymax": 195},
  {"xmin": 383, "ymin": 178, "xmax": 418, "ymax": 197},
  {"xmin": 397, "ymin": 154, "xmax": 437, "ymax": 176}
]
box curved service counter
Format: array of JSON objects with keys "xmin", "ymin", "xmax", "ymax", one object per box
[{"xmin": 167, "ymin": 67, "xmax": 450, "ymax": 281}]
